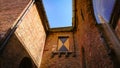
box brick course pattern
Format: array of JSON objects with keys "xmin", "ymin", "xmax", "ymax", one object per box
[
  {"xmin": 15, "ymin": 3, "xmax": 46, "ymax": 67},
  {"xmin": 40, "ymin": 32, "xmax": 82, "ymax": 68},
  {"xmin": 0, "ymin": 34, "xmax": 36, "ymax": 68},
  {"xmin": 74, "ymin": 0, "xmax": 113, "ymax": 68},
  {"xmin": 0, "ymin": 0, "xmax": 30, "ymax": 41}
]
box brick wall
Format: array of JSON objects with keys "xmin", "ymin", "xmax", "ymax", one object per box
[
  {"xmin": 0, "ymin": 34, "xmax": 36, "ymax": 68},
  {"xmin": 74, "ymin": 0, "xmax": 113, "ymax": 68},
  {"xmin": 115, "ymin": 19, "xmax": 120, "ymax": 40},
  {"xmin": 40, "ymin": 32, "xmax": 82, "ymax": 68},
  {"xmin": 15, "ymin": 3, "xmax": 46, "ymax": 67},
  {"xmin": 0, "ymin": 0, "xmax": 30, "ymax": 41}
]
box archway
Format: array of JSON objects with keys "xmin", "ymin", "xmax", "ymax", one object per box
[{"xmin": 19, "ymin": 57, "xmax": 33, "ymax": 68}]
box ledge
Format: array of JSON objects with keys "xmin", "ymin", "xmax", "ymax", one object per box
[{"xmin": 49, "ymin": 27, "xmax": 73, "ymax": 32}]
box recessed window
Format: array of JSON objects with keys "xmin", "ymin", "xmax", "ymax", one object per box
[
  {"xmin": 58, "ymin": 36, "xmax": 69, "ymax": 51},
  {"xmin": 80, "ymin": 9, "xmax": 84, "ymax": 21},
  {"xmin": 93, "ymin": 0, "xmax": 116, "ymax": 23},
  {"xmin": 43, "ymin": 0, "xmax": 72, "ymax": 28}
]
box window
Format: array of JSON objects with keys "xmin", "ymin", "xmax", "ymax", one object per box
[
  {"xmin": 58, "ymin": 36, "xmax": 69, "ymax": 52},
  {"xmin": 51, "ymin": 36, "xmax": 72, "ymax": 57}
]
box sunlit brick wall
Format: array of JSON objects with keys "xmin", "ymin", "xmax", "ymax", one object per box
[{"xmin": 15, "ymin": 4, "xmax": 46, "ymax": 67}]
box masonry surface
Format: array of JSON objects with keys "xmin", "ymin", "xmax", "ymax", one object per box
[{"xmin": 0, "ymin": 0, "xmax": 120, "ymax": 68}]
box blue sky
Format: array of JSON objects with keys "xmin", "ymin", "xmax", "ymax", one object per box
[
  {"xmin": 93, "ymin": 0, "xmax": 115, "ymax": 23},
  {"xmin": 43, "ymin": 0, "xmax": 72, "ymax": 28}
]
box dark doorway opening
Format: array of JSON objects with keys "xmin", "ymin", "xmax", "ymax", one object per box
[{"xmin": 19, "ymin": 57, "xmax": 33, "ymax": 68}]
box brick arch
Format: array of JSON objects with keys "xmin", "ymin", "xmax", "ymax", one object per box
[{"xmin": 19, "ymin": 57, "xmax": 33, "ymax": 68}]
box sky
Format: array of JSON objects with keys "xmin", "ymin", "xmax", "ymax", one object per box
[
  {"xmin": 93, "ymin": 0, "xmax": 115, "ymax": 23},
  {"xmin": 43, "ymin": 0, "xmax": 72, "ymax": 28}
]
